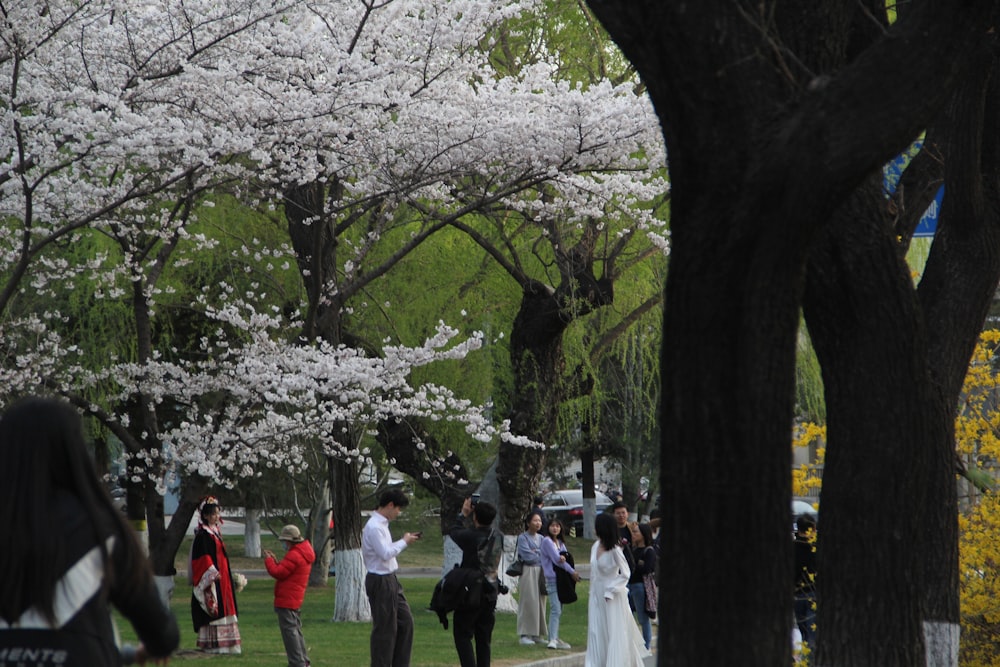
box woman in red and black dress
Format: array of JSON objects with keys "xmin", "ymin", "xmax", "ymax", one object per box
[{"xmin": 190, "ymin": 497, "xmax": 242, "ymax": 654}]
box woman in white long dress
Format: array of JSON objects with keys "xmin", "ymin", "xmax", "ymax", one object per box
[{"xmin": 585, "ymin": 513, "xmax": 650, "ymax": 667}]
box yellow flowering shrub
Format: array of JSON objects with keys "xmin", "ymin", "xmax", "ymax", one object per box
[
  {"xmin": 792, "ymin": 422, "xmax": 825, "ymax": 498},
  {"xmin": 957, "ymin": 331, "xmax": 1000, "ymax": 666}
]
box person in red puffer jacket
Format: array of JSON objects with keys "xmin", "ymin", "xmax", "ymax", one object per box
[{"xmin": 264, "ymin": 525, "xmax": 316, "ymax": 667}]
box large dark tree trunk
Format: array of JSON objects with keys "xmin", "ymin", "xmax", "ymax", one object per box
[
  {"xmin": 585, "ymin": 2, "xmax": 997, "ymax": 665},
  {"xmin": 805, "ymin": 34, "xmax": 1000, "ymax": 667},
  {"xmin": 496, "ymin": 281, "xmax": 566, "ymax": 531},
  {"xmin": 803, "ymin": 179, "xmax": 948, "ymax": 664}
]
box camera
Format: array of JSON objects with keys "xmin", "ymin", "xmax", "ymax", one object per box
[{"xmin": 471, "ymin": 493, "xmax": 481, "ymax": 505}]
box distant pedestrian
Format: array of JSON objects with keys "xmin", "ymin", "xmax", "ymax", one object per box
[
  {"xmin": 362, "ymin": 488, "xmax": 422, "ymax": 667},
  {"xmin": 264, "ymin": 524, "xmax": 316, "ymax": 667},
  {"xmin": 611, "ymin": 502, "xmax": 632, "ymax": 545},
  {"xmin": 585, "ymin": 513, "xmax": 649, "ymax": 667},
  {"xmin": 516, "ymin": 511, "xmax": 546, "ymax": 645},
  {"xmin": 190, "ymin": 496, "xmax": 242, "ymax": 654},
  {"xmin": 647, "ymin": 507, "xmax": 662, "ymax": 558},
  {"xmin": 540, "ymin": 519, "xmax": 580, "ymax": 650},
  {"xmin": 0, "ymin": 396, "xmax": 180, "ymax": 666},
  {"xmin": 610, "ymin": 502, "xmax": 637, "ymax": 574},
  {"xmin": 626, "ymin": 522, "xmax": 656, "ymax": 649}
]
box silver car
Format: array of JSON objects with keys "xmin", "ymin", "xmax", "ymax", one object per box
[{"xmin": 539, "ymin": 489, "xmax": 615, "ymax": 535}]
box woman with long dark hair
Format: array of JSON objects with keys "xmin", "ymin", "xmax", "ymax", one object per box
[
  {"xmin": 0, "ymin": 396, "xmax": 179, "ymax": 665},
  {"xmin": 540, "ymin": 518, "xmax": 580, "ymax": 650},
  {"xmin": 627, "ymin": 522, "xmax": 657, "ymax": 649},
  {"xmin": 585, "ymin": 512, "xmax": 649, "ymax": 667}
]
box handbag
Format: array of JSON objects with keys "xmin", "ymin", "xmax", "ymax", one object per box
[
  {"xmin": 643, "ymin": 571, "xmax": 658, "ymax": 619},
  {"xmin": 505, "ymin": 558, "xmax": 524, "ymax": 577}
]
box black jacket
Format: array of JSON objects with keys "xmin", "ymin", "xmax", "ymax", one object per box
[
  {"xmin": 0, "ymin": 492, "xmax": 179, "ymax": 666},
  {"xmin": 448, "ymin": 515, "xmax": 499, "ymax": 604}
]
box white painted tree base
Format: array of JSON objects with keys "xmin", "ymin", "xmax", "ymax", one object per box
[
  {"xmin": 495, "ymin": 534, "xmax": 520, "ymax": 614},
  {"xmin": 924, "ymin": 621, "xmax": 959, "ymax": 667},
  {"xmin": 332, "ymin": 548, "xmax": 371, "ymax": 622}
]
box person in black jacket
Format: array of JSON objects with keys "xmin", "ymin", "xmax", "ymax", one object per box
[
  {"xmin": 626, "ymin": 522, "xmax": 656, "ymax": 649},
  {"xmin": 449, "ymin": 496, "xmax": 501, "ymax": 667},
  {"xmin": 0, "ymin": 396, "xmax": 179, "ymax": 666}
]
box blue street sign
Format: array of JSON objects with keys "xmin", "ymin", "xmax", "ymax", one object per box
[{"xmin": 883, "ymin": 139, "xmax": 942, "ymax": 238}]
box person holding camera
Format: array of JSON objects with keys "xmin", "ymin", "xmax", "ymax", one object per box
[
  {"xmin": 448, "ymin": 495, "xmax": 501, "ymax": 667},
  {"xmin": 264, "ymin": 525, "xmax": 316, "ymax": 667}
]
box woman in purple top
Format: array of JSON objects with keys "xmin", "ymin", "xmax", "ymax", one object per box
[{"xmin": 540, "ymin": 519, "xmax": 581, "ymax": 650}]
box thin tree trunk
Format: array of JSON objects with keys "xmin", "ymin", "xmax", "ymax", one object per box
[
  {"xmin": 308, "ymin": 480, "xmax": 333, "ymax": 588},
  {"xmin": 331, "ymin": 457, "xmax": 368, "ymax": 622},
  {"xmin": 244, "ymin": 509, "xmax": 262, "ymax": 558}
]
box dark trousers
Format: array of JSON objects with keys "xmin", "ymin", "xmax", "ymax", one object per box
[
  {"xmin": 453, "ymin": 598, "xmax": 497, "ymax": 667},
  {"xmin": 795, "ymin": 593, "xmax": 817, "ymax": 648},
  {"xmin": 365, "ymin": 572, "xmax": 414, "ymax": 667},
  {"xmin": 275, "ymin": 607, "xmax": 309, "ymax": 667}
]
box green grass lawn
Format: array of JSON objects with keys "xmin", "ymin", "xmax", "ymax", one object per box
[{"xmin": 117, "ymin": 575, "xmax": 593, "ymax": 666}]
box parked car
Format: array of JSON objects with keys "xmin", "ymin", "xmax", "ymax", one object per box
[{"xmin": 539, "ymin": 489, "xmax": 615, "ymax": 536}]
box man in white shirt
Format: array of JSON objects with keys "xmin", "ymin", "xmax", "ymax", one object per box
[{"xmin": 362, "ymin": 488, "xmax": 421, "ymax": 667}]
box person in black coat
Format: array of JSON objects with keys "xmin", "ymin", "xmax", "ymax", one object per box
[
  {"xmin": 0, "ymin": 396, "xmax": 179, "ymax": 666},
  {"xmin": 449, "ymin": 497, "xmax": 501, "ymax": 667}
]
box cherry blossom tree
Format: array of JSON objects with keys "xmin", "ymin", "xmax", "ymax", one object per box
[{"xmin": 0, "ymin": 0, "xmax": 666, "ymax": 620}]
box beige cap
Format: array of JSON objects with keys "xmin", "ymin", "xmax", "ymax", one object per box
[{"xmin": 278, "ymin": 525, "xmax": 305, "ymax": 543}]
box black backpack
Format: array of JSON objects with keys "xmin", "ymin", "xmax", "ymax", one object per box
[
  {"xmin": 429, "ymin": 529, "xmax": 498, "ymax": 629},
  {"xmin": 430, "ymin": 566, "xmax": 484, "ymax": 629}
]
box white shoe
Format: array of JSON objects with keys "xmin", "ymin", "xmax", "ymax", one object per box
[
  {"xmin": 533, "ymin": 637, "xmax": 546, "ymax": 644},
  {"xmin": 520, "ymin": 636, "xmax": 535, "ymax": 646},
  {"xmin": 547, "ymin": 640, "xmax": 558, "ymax": 649},
  {"xmin": 555, "ymin": 639, "xmax": 571, "ymax": 649}
]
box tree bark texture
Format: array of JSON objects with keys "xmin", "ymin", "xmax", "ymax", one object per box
[
  {"xmin": 585, "ymin": 2, "xmax": 999, "ymax": 665},
  {"xmin": 496, "ymin": 281, "xmax": 564, "ymax": 531},
  {"xmin": 308, "ymin": 481, "xmax": 333, "ymax": 588},
  {"xmin": 803, "ymin": 179, "xmax": 948, "ymax": 664},
  {"xmin": 331, "ymin": 456, "xmax": 367, "ymax": 622}
]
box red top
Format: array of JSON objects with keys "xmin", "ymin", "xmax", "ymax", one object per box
[
  {"xmin": 265, "ymin": 540, "xmax": 316, "ymax": 609},
  {"xmin": 191, "ymin": 527, "xmax": 238, "ymax": 629}
]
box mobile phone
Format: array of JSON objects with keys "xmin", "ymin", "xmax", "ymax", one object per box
[{"xmin": 471, "ymin": 493, "xmax": 481, "ymax": 505}]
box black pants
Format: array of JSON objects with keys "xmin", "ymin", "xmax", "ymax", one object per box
[
  {"xmin": 453, "ymin": 597, "xmax": 497, "ymax": 667},
  {"xmin": 365, "ymin": 572, "xmax": 413, "ymax": 667}
]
